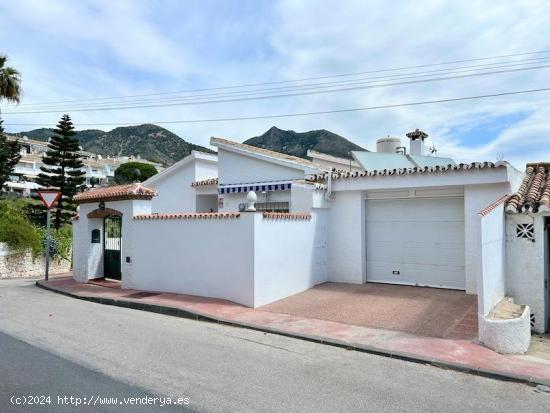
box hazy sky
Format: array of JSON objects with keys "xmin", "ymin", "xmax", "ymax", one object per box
[{"xmin": 1, "ymin": 0, "xmax": 549, "ymax": 169}]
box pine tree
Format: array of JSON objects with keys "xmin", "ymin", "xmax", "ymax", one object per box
[
  {"xmin": 0, "ymin": 116, "xmax": 21, "ymax": 191},
  {"xmin": 37, "ymin": 114, "xmax": 85, "ymax": 229}
]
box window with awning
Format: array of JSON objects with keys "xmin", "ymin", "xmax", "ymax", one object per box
[{"xmin": 218, "ymin": 180, "xmax": 292, "ymax": 195}]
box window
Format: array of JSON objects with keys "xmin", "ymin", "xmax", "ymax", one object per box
[{"xmin": 254, "ymin": 202, "xmax": 290, "ymax": 213}]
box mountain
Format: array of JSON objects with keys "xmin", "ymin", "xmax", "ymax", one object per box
[
  {"xmin": 15, "ymin": 124, "xmax": 364, "ymax": 166},
  {"xmin": 244, "ymin": 126, "xmax": 365, "ymax": 159},
  {"xmin": 15, "ymin": 124, "xmax": 213, "ymax": 166}
]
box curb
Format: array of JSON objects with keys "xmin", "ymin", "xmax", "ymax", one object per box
[{"xmin": 35, "ymin": 281, "xmax": 550, "ymax": 387}]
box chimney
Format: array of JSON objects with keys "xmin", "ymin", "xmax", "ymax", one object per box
[{"xmin": 406, "ymin": 129, "xmax": 428, "ymax": 156}]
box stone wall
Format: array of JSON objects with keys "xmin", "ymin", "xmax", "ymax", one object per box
[{"xmin": 0, "ymin": 243, "xmax": 71, "ymax": 279}]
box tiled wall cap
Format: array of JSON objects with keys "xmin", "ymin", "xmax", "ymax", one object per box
[
  {"xmin": 262, "ymin": 212, "xmax": 312, "ymax": 220},
  {"xmin": 134, "ymin": 212, "xmax": 240, "ymax": 220},
  {"xmin": 308, "ymin": 161, "xmax": 507, "ymax": 182},
  {"xmin": 191, "ymin": 178, "xmax": 219, "ymax": 187},
  {"xmin": 479, "ymin": 194, "xmax": 510, "ymax": 217}
]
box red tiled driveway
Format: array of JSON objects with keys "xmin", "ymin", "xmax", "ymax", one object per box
[{"xmin": 259, "ymin": 282, "xmax": 478, "ymax": 339}]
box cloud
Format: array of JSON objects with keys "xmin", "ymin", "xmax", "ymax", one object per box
[{"xmin": 1, "ymin": 0, "xmax": 550, "ymax": 169}]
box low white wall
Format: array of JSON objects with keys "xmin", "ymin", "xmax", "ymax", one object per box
[
  {"xmin": 479, "ymin": 203, "xmax": 506, "ymax": 316},
  {"xmin": 0, "ymin": 243, "xmax": 70, "ymax": 279},
  {"xmin": 464, "ymin": 183, "xmax": 511, "ymax": 294},
  {"xmin": 131, "ymin": 213, "xmax": 256, "ymax": 306},
  {"xmin": 253, "ymin": 212, "xmax": 327, "ymax": 307},
  {"xmin": 129, "ymin": 211, "xmax": 326, "ymax": 307},
  {"xmin": 506, "ymin": 214, "xmax": 546, "ymax": 333}
]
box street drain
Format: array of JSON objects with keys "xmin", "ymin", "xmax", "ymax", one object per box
[{"xmin": 124, "ymin": 292, "xmax": 161, "ymax": 299}]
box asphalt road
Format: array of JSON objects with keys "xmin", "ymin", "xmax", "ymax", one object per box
[{"xmin": 0, "ymin": 279, "xmax": 548, "ymax": 413}]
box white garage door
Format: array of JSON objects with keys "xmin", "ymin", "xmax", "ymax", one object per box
[{"xmin": 366, "ymin": 197, "xmax": 465, "ymax": 290}]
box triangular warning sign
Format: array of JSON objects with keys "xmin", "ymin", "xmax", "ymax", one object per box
[{"xmin": 38, "ymin": 190, "xmax": 61, "ymax": 209}]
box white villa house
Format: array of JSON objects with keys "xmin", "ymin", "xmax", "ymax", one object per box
[{"xmin": 72, "ymin": 129, "xmax": 543, "ymax": 353}]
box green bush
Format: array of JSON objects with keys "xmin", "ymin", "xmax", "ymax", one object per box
[
  {"xmin": 0, "ymin": 199, "xmax": 72, "ymax": 261},
  {"xmin": 114, "ymin": 162, "xmax": 158, "ymax": 184},
  {"xmin": 36, "ymin": 224, "xmax": 72, "ymax": 261},
  {"xmin": 0, "ymin": 201, "xmax": 41, "ymax": 256}
]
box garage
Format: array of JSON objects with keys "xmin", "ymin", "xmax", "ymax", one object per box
[{"xmin": 365, "ymin": 196, "xmax": 465, "ymax": 290}]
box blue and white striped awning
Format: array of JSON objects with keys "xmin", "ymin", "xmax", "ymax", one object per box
[{"xmin": 218, "ymin": 180, "xmax": 292, "ymax": 195}]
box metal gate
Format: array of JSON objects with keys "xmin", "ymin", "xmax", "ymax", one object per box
[{"xmin": 104, "ymin": 216, "xmax": 122, "ymax": 279}]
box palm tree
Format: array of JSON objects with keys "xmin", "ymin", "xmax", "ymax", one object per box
[
  {"xmin": 0, "ymin": 55, "xmax": 22, "ymax": 191},
  {"xmin": 0, "ymin": 55, "xmax": 21, "ymax": 104}
]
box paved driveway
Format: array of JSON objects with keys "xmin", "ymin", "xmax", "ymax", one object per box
[
  {"xmin": 260, "ymin": 282, "xmax": 478, "ymax": 339},
  {"xmin": 2, "ymin": 279, "xmax": 549, "ymax": 413}
]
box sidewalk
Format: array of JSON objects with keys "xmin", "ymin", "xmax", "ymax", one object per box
[{"xmin": 36, "ymin": 275, "xmax": 550, "ymax": 386}]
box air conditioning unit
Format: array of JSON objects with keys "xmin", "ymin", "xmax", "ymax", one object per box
[{"xmin": 238, "ymin": 203, "xmax": 246, "ymax": 212}]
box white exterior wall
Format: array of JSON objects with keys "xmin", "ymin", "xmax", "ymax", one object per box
[
  {"xmin": 72, "ymin": 216, "xmax": 83, "ymax": 280},
  {"xmin": 328, "ymin": 167, "xmax": 516, "ymax": 293},
  {"xmin": 327, "ymin": 191, "xmax": 365, "ymax": 283},
  {"xmin": 253, "ymin": 212, "xmax": 328, "ymax": 306},
  {"xmin": 290, "ymin": 184, "xmax": 313, "ymax": 212},
  {"xmin": 72, "ymin": 199, "xmax": 151, "ymax": 285},
  {"xmin": 464, "ymin": 183, "xmax": 511, "ymax": 293},
  {"xmin": 130, "ymin": 212, "xmax": 326, "ymax": 307},
  {"xmin": 72, "ymin": 204, "xmax": 104, "ymax": 282},
  {"xmin": 479, "ymin": 203, "xmax": 506, "ymax": 316},
  {"xmin": 147, "ymin": 154, "xmax": 218, "ymax": 214},
  {"xmin": 109, "ymin": 199, "xmax": 151, "ymax": 288},
  {"xmin": 194, "ymin": 160, "xmax": 218, "ymax": 182},
  {"xmin": 218, "ymin": 149, "xmax": 304, "ymax": 184},
  {"xmin": 131, "ymin": 214, "xmax": 256, "ymax": 306},
  {"xmin": 149, "ymin": 162, "xmax": 196, "ymax": 213},
  {"xmin": 506, "ymin": 214, "xmax": 546, "ymax": 333}
]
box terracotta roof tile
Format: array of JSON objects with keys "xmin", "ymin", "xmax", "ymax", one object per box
[
  {"xmin": 262, "ymin": 212, "xmax": 312, "ymax": 220},
  {"xmin": 191, "ymin": 177, "xmax": 219, "ymax": 187},
  {"xmin": 308, "ymin": 161, "xmax": 507, "ymax": 182},
  {"xmin": 74, "ymin": 183, "xmax": 156, "ymax": 203},
  {"xmin": 506, "ymin": 163, "xmax": 550, "ymax": 213},
  {"xmin": 134, "ymin": 212, "xmax": 240, "ymax": 220}
]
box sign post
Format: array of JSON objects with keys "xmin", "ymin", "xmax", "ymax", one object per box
[{"xmin": 37, "ymin": 190, "xmax": 61, "ymax": 281}]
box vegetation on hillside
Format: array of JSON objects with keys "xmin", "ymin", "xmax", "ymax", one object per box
[
  {"xmin": 115, "ymin": 161, "xmax": 158, "ymax": 184},
  {"xmin": 16, "ymin": 124, "xmax": 215, "ymax": 166},
  {"xmin": 13, "ymin": 125, "xmax": 368, "ymax": 167},
  {"xmin": 244, "ymin": 126, "xmax": 365, "ymax": 159}
]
